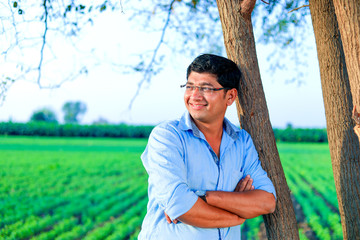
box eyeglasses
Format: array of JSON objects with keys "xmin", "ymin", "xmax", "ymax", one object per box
[{"xmin": 180, "ymin": 84, "xmax": 229, "ymax": 95}]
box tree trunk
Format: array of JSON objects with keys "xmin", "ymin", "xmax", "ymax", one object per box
[
  {"xmin": 309, "ymin": 0, "xmax": 360, "ymax": 239},
  {"xmin": 332, "ymin": 0, "xmax": 360, "ymax": 108},
  {"xmin": 216, "ymin": 0, "xmax": 299, "ymax": 239}
]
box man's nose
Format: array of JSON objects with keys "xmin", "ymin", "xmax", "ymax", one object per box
[{"xmin": 191, "ymin": 87, "xmax": 202, "ymax": 98}]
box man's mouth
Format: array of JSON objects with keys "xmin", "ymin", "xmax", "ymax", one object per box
[{"xmin": 189, "ymin": 103, "xmax": 207, "ymax": 110}]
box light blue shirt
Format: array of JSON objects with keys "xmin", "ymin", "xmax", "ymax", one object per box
[{"xmin": 138, "ymin": 112, "xmax": 276, "ymax": 240}]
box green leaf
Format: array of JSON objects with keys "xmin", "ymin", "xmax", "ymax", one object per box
[{"xmin": 13, "ymin": 1, "xmax": 18, "ymax": 8}]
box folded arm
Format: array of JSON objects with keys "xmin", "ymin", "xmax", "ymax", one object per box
[
  {"xmin": 182, "ymin": 175, "xmax": 275, "ymax": 222},
  {"xmin": 167, "ymin": 175, "xmax": 271, "ymax": 227},
  {"xmin": 206, "ymin": 189, "xmax": 276, "ymax": 219},
  {"xmin": 176, "ymin": 198, "xmax": 245, "ymax": 228},
  {"xmin": 166, "ymin": 187, "xmax": 275, "ymax": 227}
]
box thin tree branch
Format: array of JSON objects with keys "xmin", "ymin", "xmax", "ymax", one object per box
[
  {"xmin": 0, "ymin": 77, "xmax": 15, "ymax": 106},
  {"xmin": 7, "ymin": 0, "xmax": 20, "ymax": 48},
  {"xmin": 127, "ymin": 0, "xmax": 176, "ymax": 110},
  {"xmin": 29, "ymin": 65, "xmax": 91, "ymax": 91},
  {"xmin": 37, "ymin": 0, "xmax": 49, "ymax": 87},
  {"xmin": 36, "ymin": 66, "xmax": 90, "ymax": 89},
  {"xmin": 120, "ymin": 0, "xmax": 125, "ymax": 14},
  {"xmin": 288, "ymin": 4, "xmax": 309, "ymax": 13}
]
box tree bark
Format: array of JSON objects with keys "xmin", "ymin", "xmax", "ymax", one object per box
[
  {"xmin": 216, "ymin": 0, "xmax": 299, "ymax": 239},
  {"xmin": 309, "ymin": 0, "xmax": 360, "ymax": 239},
  {"xmin": 332, "ymin": 0, "xmax": 360, "ymax": 108}
]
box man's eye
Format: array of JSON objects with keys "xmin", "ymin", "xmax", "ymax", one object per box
[
  {"xmin": 186, "ymin": 86, "xmax": 193, "ymax": 90},
  {"xmin": 202, "ymin": 87, "xmax": 212, "ymax": 92}
]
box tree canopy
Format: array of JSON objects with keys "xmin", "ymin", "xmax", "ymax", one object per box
[
  {"xmin": 1, "ymin": 0, "xmax": 312, "ymax": 107},
  {"xmin": 30, "ymin": 107, "xmax": 58, "ymax": 123},
  {"xmin": 62, "ymin": 101, "xmax": 87, "ymax": 123}
]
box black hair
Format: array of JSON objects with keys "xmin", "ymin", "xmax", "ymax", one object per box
[{"xmin": 186, "ymin": 54, "xmax": 241, "ymax": 91}]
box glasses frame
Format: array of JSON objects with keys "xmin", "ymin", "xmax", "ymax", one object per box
[{"xmin": 180, "ymin": 84, "xmax": 230, "ymax": 95}]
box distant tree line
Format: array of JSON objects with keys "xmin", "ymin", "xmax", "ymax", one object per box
[
  {"xmin": 0, "ymin": 121, "xmax": 153, "ymax": 138},
  {"xmin": 0, "ymin": 121, "xmax": 327, "ymax": 142},
  {"xmin": 273, "ymin": 124, "xmax": 328, "ymax": 143}
]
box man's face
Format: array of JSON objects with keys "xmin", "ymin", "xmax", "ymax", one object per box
[{"xmin": 184, "ymin": 72, "xmax": 235, "ymax": 125}]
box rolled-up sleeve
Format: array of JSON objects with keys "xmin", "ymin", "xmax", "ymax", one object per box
[
  {"xmin": 241, "ymin": 131, "xmax": 277, "ymax": 199},
  {"xmin": 142, "ymin": 124, "xmax": 198, "ymax": 220}
]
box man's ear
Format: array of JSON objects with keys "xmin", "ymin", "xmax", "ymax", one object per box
[{"xmin": 227, "ymin": 89, "xmax": 237, "ymax": 106}]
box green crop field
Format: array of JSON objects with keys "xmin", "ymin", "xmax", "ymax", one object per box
[{"xmin": 0, "ymin": 136, "xmax": 341, "ymax": 240}]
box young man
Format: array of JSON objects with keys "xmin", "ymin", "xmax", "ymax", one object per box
[{"xmin": 138, "ymin": 54, "xmax": 276, "ymax": 239}]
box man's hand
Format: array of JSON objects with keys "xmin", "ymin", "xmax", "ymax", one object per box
[
  {"xmin": 165, "ymin": 211, "xmax": 179, "ymax": 224},
  {"xmin": 234, "ymin": 175, "xmax": 254, "ymax": 192}
]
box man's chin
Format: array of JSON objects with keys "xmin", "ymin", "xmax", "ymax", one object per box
[{"xmin": 189, "ymin": 113, "xmax": 208, "ymax": 124}]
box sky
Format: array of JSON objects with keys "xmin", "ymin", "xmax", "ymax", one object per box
[{"xmin": 0, "ymin": 5, "xmax": 326, "ymax": 128}]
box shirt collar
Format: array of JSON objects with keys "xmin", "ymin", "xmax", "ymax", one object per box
[
  {"xmin": 179, "ymin": 111, "xmax": 239, "ymax": 141},
  {"xmin": 223, "ymin": 117, "xmax": 240, "ymax": 140}
]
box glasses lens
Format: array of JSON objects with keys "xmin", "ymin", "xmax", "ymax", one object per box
[{"xmin": 181, "ymin": 85, "xmax": 220, "ymax": 96}]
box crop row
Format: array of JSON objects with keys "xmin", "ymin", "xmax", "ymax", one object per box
[
  {"xmin": 288, "ymin": 155, "xmax": 339, "ymax": 209},
  {"xmin": 1, "ymin": 166, "xmax": 146, "ymax": 228},
  {"xmin": 0, "ymin": 149, "xmax": 145, "ymax": 217},
  {"xmin": 83, "ymin": 197, "xmax": 148, "ymax": 240},
  {"xmin": 0, "ymin": 136, "xmax": 150, "ymax": 239},
  {"xmin": 284, "ymin": 168, "xmax": 342, "ymax": 240},
  {"xmin": 1, "ymin": 179, "xmax": 148, "ymax": 240},
  {"xmin": 0, "ymin": 160, "xmax": 144, "ymax": 233},
  {"xmin": 54, "ymin": 187, "xmax": 147, "ymax": 240},
  {"xmin": 2, "ymin": 152, "xmax": 143, "ymax": 197},
  {"xmin": 29, "ymin": 186, "xmax": 148, "ymax": 240}
]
